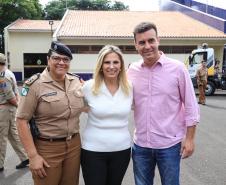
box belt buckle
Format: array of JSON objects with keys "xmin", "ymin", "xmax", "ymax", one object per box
[{"xmin": 66, "ymin": 135, "xmax": 72, "ymax": 141}]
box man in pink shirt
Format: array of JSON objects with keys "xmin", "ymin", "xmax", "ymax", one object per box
[{"xmin": 127, "ymin": 22, "xmax": 200, "ymax": 185}]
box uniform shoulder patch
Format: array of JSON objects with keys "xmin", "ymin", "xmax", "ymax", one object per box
[
  {"xmin": 21, "ymin": 73, "xmax": 40, "ymax": 96},
  {"xmin": 0, "ymin": 71, "xmax": 5, "ymax": 78},
  {"xmin": 21, "ymin": 86, "xmax": 29, "ymax": 96},
  {"xmin": 24, "ymin": 73, "xmax": 40, "ymax": 86}
]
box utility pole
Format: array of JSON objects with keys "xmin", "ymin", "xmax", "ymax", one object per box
[{"xmin": 49, "ymin": 20, "xmax": 54, "ymax": 36}]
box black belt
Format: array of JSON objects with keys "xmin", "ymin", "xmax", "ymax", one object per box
[{"xmin": 37, "ymin": 133, "xmax": 78, "ymax": 142}]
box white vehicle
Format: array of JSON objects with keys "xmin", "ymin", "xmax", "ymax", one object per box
[{"xmin": 186, "ymin": 43, "xmax": 226, "ymax": 95}]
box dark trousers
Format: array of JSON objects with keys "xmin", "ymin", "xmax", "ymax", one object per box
[{"xmin": 81, "ymin": 148, "xmax": 131, "ymax": 185}]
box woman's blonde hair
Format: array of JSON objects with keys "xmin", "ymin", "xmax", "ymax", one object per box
[{"xmin": 92, "ymin": 45, "xmax": 130, "ymax": 96}]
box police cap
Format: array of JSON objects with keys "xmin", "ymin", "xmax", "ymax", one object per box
[
  {"xmin": 0, "ymin": 53, "xmax": 6, "ymax": 64},
  {"xmin": 50, "ymin": 41, "xmax": 73, "ymax": 60}
]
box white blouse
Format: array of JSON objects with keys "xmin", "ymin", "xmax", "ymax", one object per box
[{"xmin": 81, "ymin": 79, "xmax": 133, "ymax": 152}]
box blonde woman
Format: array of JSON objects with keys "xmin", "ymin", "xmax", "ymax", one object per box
[{"xmin": 81, "ymin": 45, "xmax": 133, "ymax": 185}]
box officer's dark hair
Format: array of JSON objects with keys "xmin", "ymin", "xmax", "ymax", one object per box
[
  {"xmin": 47, "ymin": 49, "xmax": 53, "ymax": 58},
  {"xmin": 133, "ymin": 22, "xmax": 158, "ymax": 41}
]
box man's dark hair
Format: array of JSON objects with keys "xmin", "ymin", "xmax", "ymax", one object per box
[{"xmin": 133, "ymin": 22, "xmax": 158, "ymax": 41}]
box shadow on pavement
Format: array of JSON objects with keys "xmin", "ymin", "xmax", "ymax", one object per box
[
  {"xmin": 203, "ymin": 104, "xmax": 226, "ymax": 110},
  {"xmin": 0, "ymin": 168, "xmax": 30, "ymax": 185}
]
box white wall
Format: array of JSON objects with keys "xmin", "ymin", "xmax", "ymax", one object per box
[
  {"xmin": 69, "ymin": 53, "xmax": 189, "ymax": 74},
  {"xmin": 193, "ymin": 0, "xmax": 226, "ymax": 9},
  {"xmin": 69, "ymin": 54, "xmax": 142, "ymax": 73},
  {"xmin": 6, "ymin": 31, "xmax": 52, "ymax": 74},
  {"xmin": 5, "ymin": 31, "xmax": 225, "ymax": 80}
]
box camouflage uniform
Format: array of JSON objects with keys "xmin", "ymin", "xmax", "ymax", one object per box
[{"xmin": 0, "ymin": 54, "xmax": 27, "ymax": 169}]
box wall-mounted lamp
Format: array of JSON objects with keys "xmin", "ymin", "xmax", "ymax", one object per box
[{"xmin": 49, "ymin": 20, "xmax": 54, "ymax": 36}]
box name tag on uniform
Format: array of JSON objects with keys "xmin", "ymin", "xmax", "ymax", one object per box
[{"xmin": 43, "ymin": 92, "xmax": 57, "ymax": 97}]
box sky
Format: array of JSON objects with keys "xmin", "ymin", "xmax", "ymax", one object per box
[
  {"xmin": 40, "ymin": 0, "xmax": 160, "ymax": 11},
  {"xmin": 40, "ymin": 0, "xmax": 226, "ymax": 11},
  {"xmin": 115, "ymin": 0, "xmax": 160, "ymax": 11}
]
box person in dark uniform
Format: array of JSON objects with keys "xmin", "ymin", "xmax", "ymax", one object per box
[
  {"xmin": 16, "ymin": 42, "xmax": 84, "ymax": 185},
  {"xmin": 0, "ymin": 53, "xmax": 29, "ymax": 172}
]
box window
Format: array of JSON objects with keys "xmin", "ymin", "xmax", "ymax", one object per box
[
  {"xmin": 124, "ymin": 46, "xmax": 137, "ymax": 54},
  {"xmin": 67, "ymin": 45, "xmax": 197, "ymax": 54},
  {"xmin": 160, "ymin": 45, "xmax": 196, "ymax": 54},
  {"xmin": 92, "ymin": 46, "xmax": 103, "ymax": 52},
  {"xmin": 192, "ymin": 52, "xmax": 207, "ymax": 65},
  {"xmin": 24, "ymin": 53, "xmax": 47, "ymax": 79},
  {"xmin": 24, "ymin": 53, "xmax": 47, "ymax": 66}
]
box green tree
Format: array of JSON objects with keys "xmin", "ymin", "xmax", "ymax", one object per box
[
  {"xmin": 111, "ymin": 1, "xmax": 129, "ymax": 10},
  {"xmin": 75, "ymin": 0, "xmax": 111, "ymax": 10},
  {"xmin": 44, "ymin": 0, "xmax": 73, "ymax": 20},
  {"xmin": 44, "ymin": 0, "xmax": 129, "ymax": 20},
  {"xmin": 0, "ymin": 0, "xmax": 43, "ymax": 53}
]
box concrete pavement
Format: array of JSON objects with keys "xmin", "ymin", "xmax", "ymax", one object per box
[{"xmin": 1, "ymin": 91, "xmax": 226, "ymax": 185}]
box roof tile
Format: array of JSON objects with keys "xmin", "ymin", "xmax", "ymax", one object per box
[
  {"xmin": 57, "ymin": 10, "xmax": 226, "ymax": 38},
  {"xmin": 7, "ymin": 11, "xmax": 226, "ymax": 38},
  {"xmin": 8, "ymin": 19, "xmax": 60, "ymax": 31}
]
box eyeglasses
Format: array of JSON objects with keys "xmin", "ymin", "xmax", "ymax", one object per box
[{"xmin": 51, "ymin": 56, "xmax": 71, "ymax": 64}]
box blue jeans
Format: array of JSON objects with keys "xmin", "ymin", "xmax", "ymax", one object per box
[{"xmin": 132, "ymin": 142, "xmax": 181, "ymax": 185}]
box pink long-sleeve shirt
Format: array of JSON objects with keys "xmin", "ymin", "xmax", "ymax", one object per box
[{"xmin": 127, "ymin": 53, "xmax": 200, "ymax": 149}]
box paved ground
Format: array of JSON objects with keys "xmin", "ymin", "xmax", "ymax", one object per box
[{"xmin": 1, "ymin": 90, "xmax": 226, "ymax": 185}]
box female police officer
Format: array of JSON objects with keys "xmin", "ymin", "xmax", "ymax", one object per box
[{"xmin": 16, "ymin": 41, "xmax": 84, "ymax": 185}]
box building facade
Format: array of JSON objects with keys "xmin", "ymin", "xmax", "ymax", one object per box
[{"xmin": 4, "ymin": 10, "xmax": 226, "ymax": 81}]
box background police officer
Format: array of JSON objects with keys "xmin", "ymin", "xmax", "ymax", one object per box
[
  {"xmin": 0, "ymin": 53, "xmax": 29, "ymax": 172},
  {"xmin": 196, "ymin": 60, "xmax": 208, "ymax": 105}
]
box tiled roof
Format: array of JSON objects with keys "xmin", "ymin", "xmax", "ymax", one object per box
[
  {"xmin": 8, "ymin": 19, "xmax": 60, "ymax": 32},
  {"xmin": 56, "ymin": 10, "xmax": 226, "ymax": 38}
]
